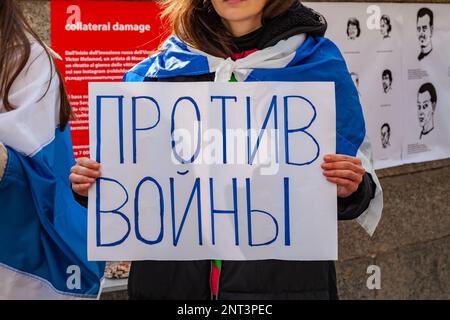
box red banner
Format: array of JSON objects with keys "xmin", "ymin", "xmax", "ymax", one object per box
[{"xmin": 51, "ymin": 0, "xmax": 166, "ymax": 157}]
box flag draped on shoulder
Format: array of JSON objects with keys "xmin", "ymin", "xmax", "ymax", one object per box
[
  {"xmin": 0, "ymin": 42, "xmax": 104, "ymax": 299},
  {"xmin": 124, "ymin": 34, "xmax": 383, "ymax": 236}
]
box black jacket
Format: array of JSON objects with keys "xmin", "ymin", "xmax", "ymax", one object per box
[{"xmin": 75, "ymin": 3, "xmax": 376, "ymax": 300}]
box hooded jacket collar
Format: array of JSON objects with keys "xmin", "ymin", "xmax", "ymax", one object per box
[{"xmin": 258, "ymin": 2, "xmax": 327, "ymax": 49}]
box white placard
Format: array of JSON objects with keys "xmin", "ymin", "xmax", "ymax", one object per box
[{"xmin": 88, "ymin": 82, "xmax": 337, "ymax": 261}]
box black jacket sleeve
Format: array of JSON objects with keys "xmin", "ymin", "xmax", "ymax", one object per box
[
  {"xmin": 337, "ymin": 172, "xmax": 376, "ymax": 221},
  {"xmin": 73, "ymin": 191, "xmax": 88, "ymax": 208}
]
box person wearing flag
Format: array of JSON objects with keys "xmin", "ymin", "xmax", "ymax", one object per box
[
  {"xmin": 0, "ymin": 0, "xmax": 104, "ymax": 299},
  {"xmin": 71, "ymin": 0, "xmax": 383, "ymax": 299}
]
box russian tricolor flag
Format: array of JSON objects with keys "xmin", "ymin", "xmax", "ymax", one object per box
[{"xmin": 0, "ymin": 42, "xmax": 104, "ymax": 299}]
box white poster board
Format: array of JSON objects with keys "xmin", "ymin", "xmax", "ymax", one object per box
[
  {"xmin": 306, "ymin": 2, "xmax": 450, "ymax": 169},
  {"xmin": 400, "ymin": 4, "xmax": 450, "ymax": 164},
  {"xmin": 88, "ymin": 82, "xmax": 337, "ymax": 261}
]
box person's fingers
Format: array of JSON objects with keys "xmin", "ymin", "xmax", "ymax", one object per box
[
  {"xmin": 75, "ymin": 157, "xmax": 101, "ymax": 170},
  {"xmin": 321, "ymin": 161, "xmax": 362, "ymax": 172},
  {"xmin": 325, "ymin": 177, "xmax": 359, "ymax": 193},
  {"xmin": 323, "ymin": 154, "xmax": 362, "ymax": 166},
  {"xmin": 72, "ymin": 182, "xmax": 91, "ymax": 190},
  {"xmin": 337, "ymin": 186, "xmax": 353, "ymax": 198},
  {"xmin": 69, "ymin": 173, "xmax": 96, "ymax": 184},
  {"xmin": 321, "ymin": 161, "xmax": 365, "ymax": 175},
  {"xmin": 70, "ymin": 164, "xmax": 101, "ymax": 178},
  {"xmin": 72, "ymin": 183, "xmax": 91, "ymax": 197},
  {"xmin": 323, "ymin": 169, "xmax": 361, "ymax": 183}
]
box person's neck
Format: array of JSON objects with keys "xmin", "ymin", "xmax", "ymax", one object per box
[{"xmin": 223, "ymin": 18, "xmax": 262, "ymax": 37}]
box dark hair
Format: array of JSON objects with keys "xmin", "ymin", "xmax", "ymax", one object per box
[
  {"xmin": 417, "ymin": 7, "xmax": 433, "ymax": 27},
  {"xmin": 381, "ymin": 123, "xmax": 391, "ymax": 133},
  {"xmin": 380, "ymin": 14, "xmax": 392, "ymax": 33},
  {"xmin": 0, "ymin": 0, "xmax": 71, "ymax": 130},
  {"xmin": 160, "ymin": 0, "xmax": 298, "ymax": 58},
  {"xmin": 418, "ymin": 82, "xmax": 437, "ymax": 108},
  {"xmin": 382, "ymin": 69, "xmax": 392, "ymax": 82},
  {"xmin": 347, "ymin": 18, "xmax": 361, "ymax": 37}
]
